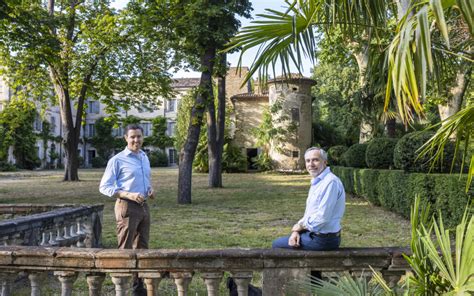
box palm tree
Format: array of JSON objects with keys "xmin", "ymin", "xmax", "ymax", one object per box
[{"xmin": 226, "ymin": 0, "xmax": 473, "ymax": 186}]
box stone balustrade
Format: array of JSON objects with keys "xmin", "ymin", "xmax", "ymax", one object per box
[
  {"xmin": 0, "ymin": 246, "xmax": 411, "ymax": 296},
  {"xmin": 0, "ymin": 204, "xmax": 103, "ymax": 248}
]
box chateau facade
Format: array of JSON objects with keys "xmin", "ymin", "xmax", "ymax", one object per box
[{"xmin": 0, "ymin": 68, "xmax": 315, "ymax": 171}]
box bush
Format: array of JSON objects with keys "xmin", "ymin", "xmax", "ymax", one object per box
[
  {"xmin": 149, "ymin": 150, "xmax": 168, "ymax": 167},
  {"xmin": 0, "ymin": 161, "xmax": 17, "ymax": 172},
  {"xmin": 222, "ymin": 144, "xmax": 246, "ymax": 173},
  {"xmin": 342, "ymin": 143, "xmax": 368, "ymax": 168},
  {"xmin": 393, "ymin": 131, "xmax": 458, "ymax": 173},
  {"xmin": 253, "ymin": 151, "xmax": 273, "ymax": 171},
  {"xmin": 332, "ymin": 166, "xmax": 472, "ymax": 227},
  {"xmin": 365, "ymin": 138, "xmax": 398, "ymax": 169},
  {"xmin": 91, "ymin": 156, "xmax": 107, "ymax": 168},
  {"xmin": 328, "ymin": 145, "xmax": 348, "ymax": 166}
]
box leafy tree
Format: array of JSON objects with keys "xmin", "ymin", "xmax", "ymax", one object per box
[
  {"xmin": 89, "ymin": 117, "xmax": 116, "ymax": 160},
  {"xmin": 0, "ymin": 98, "xmax": 39, "ymax": 169},
  {"xmin": 0, "ymin": 0, "xmax": 173, "ymax": 181},
  {"xmin": 228, "ymin": 0, "xmax": 474, "ymax": 187},
  {"xmin": 144, "ymin": 0, "xmax": 252, "ymax": 204},
  {"xmin": 145, "ymin": 116, "xmax": 173, "ymax": 150}
]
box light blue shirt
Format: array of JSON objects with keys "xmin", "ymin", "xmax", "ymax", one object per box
[
  {"xmin": 298, "ymin": 167, "xmax": 345, "ymax": 233},
  {"xmin": 99, "ymin": 147, "xmax": 152, "ymax": 199}
]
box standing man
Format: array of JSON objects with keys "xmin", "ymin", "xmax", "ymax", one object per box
[
  {"xmin": 272, "ymin": 147, "xmax": 345, "ymax": 250},
  {"xmin": 99, "ymin": 124, "xmax": 154, "ymax": 296}
]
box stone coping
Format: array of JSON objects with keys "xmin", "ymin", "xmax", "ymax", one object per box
[
  {"xmin": 0, "ymin": 204, "xmax": 104, "ymax": 215},
  {"xmin": 0, "ymin": 246, "xmax": 411, "ymax": 273},
  {"xmin": 0, "ymin": 204, "xmax": 104, "ymax": 237}
]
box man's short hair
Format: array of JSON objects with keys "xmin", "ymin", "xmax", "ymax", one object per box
[
  {"xmin": 124, "ymin": 124, "xmax": 143, "ymax": 136},
  {"xmin": 304, "ymin": 147, "xmax": 328, "ymax": 161}
]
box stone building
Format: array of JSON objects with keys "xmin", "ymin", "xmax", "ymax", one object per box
[
  {"xmin": 231, "ymin": 75, "xmax": 316, "ymax": 171},
  {"xmin": 0, "ymin": 68, "xmax": 315, "ymax": 171}
]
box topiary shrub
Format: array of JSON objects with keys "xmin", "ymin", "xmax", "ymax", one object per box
[
  {"xmin": 342, "ymin": 143, "xmax": 368, "ymax": 168},
  {"xmin": 365, "ymin": 138, "xmax": 398, "ymax": 169},
  {"xmin": 393, "ymin": 131, "xmax": 457, "ymax": 173},
  {"xmin": 149, "ymin": 150, "xmax": 168, "ymax": 167},
  {"xmin": 328, "ymin": 145, "xmax": 348, "ymax": 166}
]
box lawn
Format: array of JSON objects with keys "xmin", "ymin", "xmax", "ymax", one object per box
[
  {"xmin": 0, "ymin": 168, "xmax": 411, "ymax": 248},
  {"xmin": 0, "ymin": 168, "xmax": 412, "ymax": 295}
]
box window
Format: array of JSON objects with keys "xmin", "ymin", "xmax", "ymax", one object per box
[
  {"xmin": 292, "ymin": 150, "xmax": 299, "ymax": 158},
  {"xmin": 50, "ymin": 116, "xmax": 56, "ymax": 134},
  {"xmin": 166, "ymin": 99, "xmax": 177, "ymax": 112},
  {"xmin": 113, "ymin": 124, "xmax": 123, "ymax": 137},
  {"xmin": 142, "ymin": 122, "xmax": 151, "ymax": 136},
  {"xmin": 166, "ymin": 121, "xmax": 176, "ymax": 136},
  {"xmin": 291, "ymin": 108, "xmax": 300, "ymax": 126},
  {"xmin": 168, "ymin": 148, "xmax": 177, "ymax": 165},
  {"xmin": 87, "ymin": 101, "xmax": 100, "ymax": 114},
  {"xmin": 88, "ymin": 124, "xmax": 95, "ymax": 137},
  {"xmin": 34, "ymin": 114, "xmax": 42, "ymax": 131},
  {"xmin": 0, "ymin": 103, "xmax": 3, "ymax": 112}
]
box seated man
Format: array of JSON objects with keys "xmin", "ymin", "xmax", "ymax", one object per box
[{"xmin": 272, "ymin": 147, "xmax": 345, "ymax": 250}]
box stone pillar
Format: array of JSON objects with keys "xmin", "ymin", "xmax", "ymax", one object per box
[
  {"xmin": 139, "ymin": 272, "xmax": 163, "ymax": 296},
  {"xmin": 28, "ymin": 272, "xmax": 46, "ymax": 296},
  {"xmin": 171, "ymin": 272, "xmax": 193, "ymax": 296},
  {"xmin": 111, "ymin": 273, "xmax": 132, "ymax": 296},
  {"xmin": 0, "ymin": 272, "xmax": 17, "ymax": 296},
  {"xmin": 86, "ymin": 273, "xmax": 106, "ymax": 296},
  {"xmin": 202, "ymin": 272, "xmax": 223, "ymax": 296},
  {"xmin": 231, "ymin": 271, "xmax": 253, "ymax": 296},
  {"xmin": 54, "ymin": 271, "xmax": 78, "ymax": 296}
]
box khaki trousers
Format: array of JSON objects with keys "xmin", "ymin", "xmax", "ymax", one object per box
[{"xmin": 115, "ymin": 198, "xmax": 150, "ymax": 249}]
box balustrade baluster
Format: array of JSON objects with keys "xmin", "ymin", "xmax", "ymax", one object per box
[
  {"xmin": 28, "ymin": 272, "xmax": 46, "ymax": 296},
  {"xmin": 48, "ymin": 230, "xmax": 58, "ymax": 246},
  {"xmin": 69, "ymin": 224, "xmax": 76, "ymax": 238},
  {"xmin": 0, "ymin": 272, "xmax": 17, "ymax": 296},
  {"xmin": 231, "ymin": 272, "xmax": 253, "ymax": 296},
  {"xmin": 202, "ymin": 272, "xmax": 223, "ymax": 296},
  {"xmin": 86, "ymin": 273, "xmax": 106, "ymax": 296},
  {"xmin": 63, "ymin": 226, "xmax": 71, "ymax": 240},
  {"xmin": 171, "ymin": 272, "xmax": 193, "ymax": 296},
  {"xmin": 55, "ymin": 224, "xmax": 64, "ymax": 242},
  {"xmin": 139, "ymin": 272, "xmax": 163, "ymax": 296},
  {"xmin": 39, "ymin": 232, "xmax": 49, "ymax": 246},
  {"xmin": 54, "ymin": 271, "xmax": 78, "ymax": 296},
  {"xmin": 111, "ymin": 273, "xmax": 132, "ymax": 296}
]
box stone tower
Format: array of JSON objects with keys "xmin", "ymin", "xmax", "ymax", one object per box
[{"xmin": 267, "ymin": 76, "xmax": 315, "ymax": 170}]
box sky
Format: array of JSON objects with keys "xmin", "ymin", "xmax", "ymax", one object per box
[{"xmin": 110, "ymin": 0, "xmax": 313, "ymax": 78}]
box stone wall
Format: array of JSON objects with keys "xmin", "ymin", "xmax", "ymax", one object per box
[{"xmin": 231, "ymin": 95, "xmax": 269, "ymax": 149}]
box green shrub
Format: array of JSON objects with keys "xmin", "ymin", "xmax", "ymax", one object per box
[
  {"xmin": 91, "ymin": 156, "xmax": 107, "ymax": 168},
  {"xmin": 149, "ymin": 150, "xmax": 168, "ymax": 167},
  {"xmin": 342, "ymin": 143, "xmax": 368, "ymax": 168},
  {"xmin": 0, "ymin": 161, "xmax": 17, "ymax": 172},
  {"xmin": 393, "ymin": 131, "xmax": 457, "ymax": 173},
  {"xmin": 222, "ymin": 143, "xmax": 246, "ymax": 173},
  {"xmin": 332, "ymin": 166, "xmax": 472, "ymax": 227},
  {"xmin": 253, "ymin": 151, "xmax": 273, "ymax": 171},
  {"xmin": 328, "ymin": 145, "xmax": 348, "ymax": 166},
  {"xmin": 365, "ymin": 138, "xmax": 398, "ymax": 169}
]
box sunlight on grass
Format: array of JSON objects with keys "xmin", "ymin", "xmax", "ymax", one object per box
[{"xmin": 0, "ymin": 168, "xmax": 412, "ymax": 295}]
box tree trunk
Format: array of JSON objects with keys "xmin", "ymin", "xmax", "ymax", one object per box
[
  {"xmin": 178, "ymin": 46, "xmax": 216, "ymax": 204},
  {"xmin": 438, "ymin": 66, "xmax": 471, "ymax": 123},
  {"xmin": 207, "ymin": 54, "xmax": 226, "ymax": 188}
]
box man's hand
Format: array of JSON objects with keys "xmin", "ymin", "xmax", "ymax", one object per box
[
  {"xmin": 288, "ymin": 231, "xmax": 300, "ymax": 248},
  {"xmin": 128, "ymin": 192, "xmax": 146, "ymax": 204},
  {"xmin": 147, "ymin": 188, "xmax": 155, "ymax": 200},
  {"xmin": 291, "ymin": 223, "xmax": 305, "ymax": 233}
]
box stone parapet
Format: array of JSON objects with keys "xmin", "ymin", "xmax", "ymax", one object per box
[
  {"xmin": 0, "ymin": 204, "xmax": 103, "ymax": 248},
  {"xmin": 0, "ymin": 246, "xmax": 411, "ymax": 295}
]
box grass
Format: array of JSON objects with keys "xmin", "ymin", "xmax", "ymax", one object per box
[{"xmin": 0, "ymin": 168, "xmax": 412, "ymax": 295}]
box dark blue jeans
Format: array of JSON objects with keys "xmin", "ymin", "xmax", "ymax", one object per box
[{"xmin": 272, "ymin": 231, "xmax": 341, "ymax": 251}]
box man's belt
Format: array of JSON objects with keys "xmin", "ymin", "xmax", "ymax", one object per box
[{"xmin": 310, "ymin": 231, "xmax": 341, "ymax": 238}]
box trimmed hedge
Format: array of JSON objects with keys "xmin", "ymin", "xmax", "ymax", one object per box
[
  {"xmin": 365, "ymin": 138, "xmax": 398, "ymax": 169},
  {"xmin": 332, "ymin": 166, "xmax": 472, "ymax": 227},
  {"xmin": 342, "ymin": 143, "xmax": 368, "ymax": 168},
  {"xmin": 393, "ymin": 131, "xmax": 457, "ymax": 173}
]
